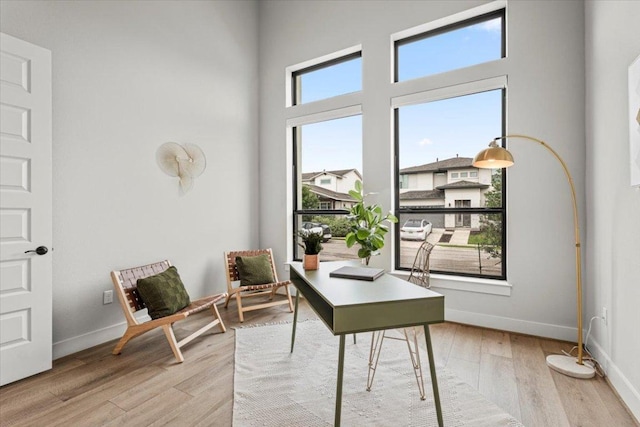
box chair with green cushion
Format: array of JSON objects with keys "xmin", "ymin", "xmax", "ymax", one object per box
[
  {"xmin": 224, "ymin": 248, "xmax": 294, "ymax": 322},
  {"xmin": 110, "ymin": 260, "xmax": 227, "ymax": 363}
]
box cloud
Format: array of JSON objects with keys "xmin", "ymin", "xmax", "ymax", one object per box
[
  {"xmin": 478, "ymin": 18, "xmax": 501, "ymax": 33},
  {"xmin": 418, "ymin": 138, "xmax": 433, "ymax": 146}
]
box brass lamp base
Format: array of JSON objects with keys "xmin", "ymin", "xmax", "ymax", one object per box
[{"xmin": 546, "ymin": 354, "xmax": 595, "ymax": 379}]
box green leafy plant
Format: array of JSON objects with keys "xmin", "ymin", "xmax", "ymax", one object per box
[
  {"xmin": 345, "ymin": 180, "xmax": 398, "ymax": 265},
  {"xmin": 298, "ymin": 230, "xmax": 323, "ymax": 255}
]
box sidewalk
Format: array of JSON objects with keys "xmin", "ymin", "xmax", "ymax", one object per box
[{"xmin": 449, "ymin": 229, "xmax": 470, "ymax": 245}]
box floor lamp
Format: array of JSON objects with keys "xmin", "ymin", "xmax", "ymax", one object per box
[{"xmin": 473, "ymin": 134, "xmax": 595, "ymax": 379}]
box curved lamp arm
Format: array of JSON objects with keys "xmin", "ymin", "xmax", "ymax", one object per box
[{"xmin": 475, "ymin": 134, "xmax": 585, "ymax": 366}]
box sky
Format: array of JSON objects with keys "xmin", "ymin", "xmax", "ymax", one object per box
[{"xmin": 299, "ymin": 16, "xmax": 502, "ymax": 173}]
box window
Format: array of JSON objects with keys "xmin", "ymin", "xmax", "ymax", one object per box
[
  {"xmin": 395, "ymin": 87, "xmax": 505, "ymax": 279},
  {"xmin": 395, "ymin": 9, "xmax": 505, "ymax": 82},
  {"xmin": 289, "ymin": 49, "xmax": 363, "ymax": 262},
  {"xmin": 394, "ymin": 6, "xmax": 506, "ymax": 280},
  {"xmin": 293, "ymin": 115, "xmax": 363, "ymax": 261},
  {"xmin": 292, "ymin": 53, "xmax": 362, "ymax": 105},
  {"xmin": 399, "ymin": 174, "xmax": 408, "ymax": 189}
]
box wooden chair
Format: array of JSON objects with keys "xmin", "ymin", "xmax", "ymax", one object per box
[
  {"xmin": 110, "ymin": 260, "xmax": 227, "ymax": 363},
  {"xmin": 224, "ymin": 249, "xmax": 294, "ymax": 322}
]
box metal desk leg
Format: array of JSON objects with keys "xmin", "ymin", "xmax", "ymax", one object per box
[
  {"xmin": 424, "ymin": 324, "xmax": 443, "ymax": 427},
  {"xmin": 335, "ymin": 334, "xmax": 346, "ymax": 426},
  {"xmin": 290, "ymin": 291, "xmax": 300, "ymax": 353}
]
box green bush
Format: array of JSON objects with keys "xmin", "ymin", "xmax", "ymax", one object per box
[{"xmin": 311, "ymin": 216, "xmax": 351, "ymax": 238}]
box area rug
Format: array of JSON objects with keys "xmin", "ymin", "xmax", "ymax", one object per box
[{"xmin": 233, "ymin": 321, "xmax": 524, "ymax": 426}]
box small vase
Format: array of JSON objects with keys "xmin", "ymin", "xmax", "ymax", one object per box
[{"xmin": 304, "ymin": 254, "xmax": 319, "ymax": 270}]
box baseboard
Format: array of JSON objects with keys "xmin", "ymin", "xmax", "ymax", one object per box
[
  {"xmin": 587, "ymin": 339, "xmax": 640, "ymax": 422},
  {"xmin": 445, "ymin": 308, "xmax": 577, "ymax": 342},
  {"xmin": 53, "ymin": 320, "xmax": 128, "ymax": 360}
]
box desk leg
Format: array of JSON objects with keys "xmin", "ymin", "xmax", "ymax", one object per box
[
  {"xmin": 290, "ymin": 291, "xmax": 299, "ymax": 353},
  {"xmin": 424, "ymin": 324, "xmax": 443, "ymax": 427},
  {"xmin": 335, "ymin": 334, "xmax": 346, "ymax": 427}
]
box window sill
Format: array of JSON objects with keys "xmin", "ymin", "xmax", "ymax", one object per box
[{"xmin": 391, "ymin": 270, "xmax": 512, "ymax": 296}]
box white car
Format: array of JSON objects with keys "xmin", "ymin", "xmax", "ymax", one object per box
[{"xmin": 400, "ymin": 219, "xmax": 432, "ymax": 241}]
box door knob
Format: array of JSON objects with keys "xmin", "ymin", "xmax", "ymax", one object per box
[{"xmin": 25, "ymin": 246, "xmax": 48, "ymax": 255}]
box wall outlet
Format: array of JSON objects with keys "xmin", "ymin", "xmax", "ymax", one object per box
[
  {"xmin": 103, "ymin": 290, "xmax": 114, "ymax": 305},
  {"xmin": 602, "ymin": 306, "xmax": 607, "ymax": 325}
]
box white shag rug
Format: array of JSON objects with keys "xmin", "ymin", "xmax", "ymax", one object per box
[{"xmin": 233, "ymin": 320, "xmax": 524, "ymax": 427}]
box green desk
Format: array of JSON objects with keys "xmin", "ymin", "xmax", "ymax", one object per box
[{"xmin": 289, "ymin": 260, "xmax": 445, "ymax": 427}]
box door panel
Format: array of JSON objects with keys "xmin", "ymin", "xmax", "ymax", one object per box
[{"xmin": 0, "ymin": 33, "xmax": 52, "ymax": 386}]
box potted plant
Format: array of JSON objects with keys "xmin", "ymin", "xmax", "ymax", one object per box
[
  {"xmin": 298, "ymin": 230, "xmax": 323, "ymax": 270},
  {"xmin": 345, "ymin": 180, "xmax": 398, "ymax": 265}
]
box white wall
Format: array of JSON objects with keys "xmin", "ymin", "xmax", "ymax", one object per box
[
  {"xmin": 585, "ymin": 0, "xmax": 640, "ymax": 419},
  {"xmin": 0, "ymin": 0, "xmax": 259, "ymax": 358},
  {"xmin": 259, "ymin": 0, "xmax": 586, "ymax": 341}
]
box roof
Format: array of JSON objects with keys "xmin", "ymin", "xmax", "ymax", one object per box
[
  {"xmin": 436, "ymin": 180, "xmax": 490, "ymax": 190},
  {"xmin": 399, "ymin": 190, "xmax": 444, "ymax": 200},
  {"xmin": 305, "ymin": 184, "xmax": 355, "ymax": 202},
  {"xmin": 399, "ymin": 157, "xmax": 474, "ymax": 174},
  {"xmin": 301, "ymin": 168, "xmax": 362, "ymax": 181}
]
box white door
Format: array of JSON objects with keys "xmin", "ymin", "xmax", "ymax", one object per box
[{"xmin": 0, "ymin": 33, "xmax": 52, "ymax": 386}]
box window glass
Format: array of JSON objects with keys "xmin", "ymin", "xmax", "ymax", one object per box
[
  {"xmin": 293, "ymin": 54, "xmax": 362, "ymax": 105},
  {"xmin": 396, "ymin": 89, "xmax": 504, "ymax": 278},
  {"xmin": 396, "ymin": 10, "xmax": 504, "ymax": 81},
  {"xmin": 294, "ymin": 115, "xmax": 362, "ymax": 261}
]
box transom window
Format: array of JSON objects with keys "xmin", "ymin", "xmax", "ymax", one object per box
[
  {"xmin": 292, "ymin": 52, "xmax": 362, "ymax": 105},
  {"xmin": 395, "ymin": 9, "xmax": 505, "ymax": 82}
]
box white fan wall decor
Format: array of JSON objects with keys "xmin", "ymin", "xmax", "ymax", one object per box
[{"xmin": 156, "ymin": 142, "xmax": 206, "ymax": 193}]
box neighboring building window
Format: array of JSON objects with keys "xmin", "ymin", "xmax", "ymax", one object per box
[
  {"xmin": 451, "ymin": 172, "xmax": 459, "ymax": 178},
  {"xmin": 320, "ymin": 178, "xmax": 331, "ymax": 185},
  {"xmin": 319, "ymin": 202, "xmax": 331, "ymax": 210},
  {"xmin": 292, "ymin": 52, "xmax": 362, "ymax": 105},
  {"xmin": 395, "ymin": 9, "xmax": 505, "ymax": 82},
  {"xmin": 399, "ymin": 174, "xmax": 408, "ymax": 189},
  {"xmin": 460, "ymin": 172, "xmax": 468, "ymax": 178},
  {"xmin": 470, "ymin": 171, "xmax": 478, "ymax": 178}
]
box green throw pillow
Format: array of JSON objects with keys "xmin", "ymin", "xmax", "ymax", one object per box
[
  {"xmin": 136, "ymin": 266, "xmax": 191, "ymax": 319},
  {"xmin": 236, "ymin": 254, "xmax": 275, "ymax": 286}
]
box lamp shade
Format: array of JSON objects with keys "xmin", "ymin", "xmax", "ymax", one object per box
[{"xmin": 472, "ymin": 144, "xmax": 514, "ymax": 169}]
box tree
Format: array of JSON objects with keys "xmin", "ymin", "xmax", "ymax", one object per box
[
  {"xmin": 301, "ymin": 185, "xmax": 319, "ymax": 222},
  {"xmin": 479, "ymin": 171, "xmax": 503, "ymax": 260},
  {"xmin": 301, "ymin": 185, "xmax": 319, "ymax": 210}
]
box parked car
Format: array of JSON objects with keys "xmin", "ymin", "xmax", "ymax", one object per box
[
  {"xmin": 301, "ymin": 222, "xmax": 332, "ymax": 242},
  {"xmin": 400, "ymin": 219, "xmax": 432, "ymax": 241}
]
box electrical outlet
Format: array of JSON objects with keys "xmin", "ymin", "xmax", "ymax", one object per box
[
  {"xmin": 103, "ymin": 290, "xmax": 114, "ymax": 305},
  {"xmin": 602, "ymin": 306, "xmax": 607, "ymax": 325}
]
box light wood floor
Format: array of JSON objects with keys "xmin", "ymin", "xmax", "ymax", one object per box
[{"xmin": 0, "ymin": 298, "xmax": 637, "ymax": 427}]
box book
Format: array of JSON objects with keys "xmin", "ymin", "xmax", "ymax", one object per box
[{"xmin": 329, "ymin": 266, "xmax": 385, "ymax": 281}]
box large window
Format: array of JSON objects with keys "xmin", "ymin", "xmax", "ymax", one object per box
[
  {"xmin": 394, "ymin": 8, "xmax": 507, "ymax": 280},
  {"xmin": 395, "ymin": 89, "xmax": 505, "ymax": 279}
]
